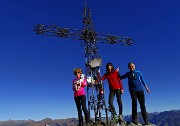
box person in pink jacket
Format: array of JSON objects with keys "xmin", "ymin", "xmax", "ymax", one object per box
[{"xmin": 72, "ymin": 68, "xmax": 90, "ymax": 126}]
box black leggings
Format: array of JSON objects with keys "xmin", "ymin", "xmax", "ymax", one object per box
[
  {"xmin": 108, "ymin": 89, "xmax": 123, "ymax": 115},
  {"xmin": 74, "ymin": 95, "xmax": 90, "ymax": 125}
]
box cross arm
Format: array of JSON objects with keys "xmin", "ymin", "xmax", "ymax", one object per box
[
  {"xmin": 34, "ymin": 24, "xmax": 134, "ymax": 46},
  {"xmin": 95, "ymin": 32, "xmax": 134, "ymax": 46},
  {"xmin": 33, "ymin": 24, "xmax": 85, "ymax": 40}
]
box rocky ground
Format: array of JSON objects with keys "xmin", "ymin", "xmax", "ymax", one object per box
[{"xmin": 94, "ymin": 121, "xmax": 156, "ymax": 126}]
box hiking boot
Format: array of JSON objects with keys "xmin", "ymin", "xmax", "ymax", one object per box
[
  {"xmin": 132, "ymin": 121, "xmax": 138, "ymax": 125},
  {"xmin": 118, "ymin": 114, "xmax": 123, "ymax": 122},
  {"xmin": 132, "ymin": 118, "xmax": 138, "ymax": 125},
  {"xmin": 86, "ymin": 123, "xmax": 91, "ymax": 126},
  {"xmin": 112, "ymin": 114, "xmax": 118, "ymax": 121},
  {"xmin": 143, "ymin": 122, "xmax": 151, "ymax": 125}
]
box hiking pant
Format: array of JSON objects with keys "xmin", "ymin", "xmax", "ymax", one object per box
[
  {"xmin": 130, "ymin": 90, "xmax": 149, "ymax": 124},
  {"xmin": 74, "ymin": 95, "xmax": 90, "ymax": 126},
  {"xmin": 108, "ymin": 89, "xmax": 123, "ymax": 115}
]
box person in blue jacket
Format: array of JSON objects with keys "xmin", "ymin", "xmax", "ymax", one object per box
[{"xmin": 119, "ymin": 62, "xmax": 151, "ymax": 125}]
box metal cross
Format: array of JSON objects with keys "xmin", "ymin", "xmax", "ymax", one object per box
[{"xmin": 34, "ymin": 2, "xmax": 134, "ymax": 125}]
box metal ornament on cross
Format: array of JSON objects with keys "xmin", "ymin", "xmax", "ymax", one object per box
[{"xmin": 34, "ymin": 2, "xmax": 134, "ymax": 125}]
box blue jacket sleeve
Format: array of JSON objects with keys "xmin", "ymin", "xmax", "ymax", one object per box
[
  {"xmin": 139, "ymin": 72, "xmax": 147, "ymax": 87},
  {"xmin": 119, "ymin": 72, "xmax": 128, "ymax": 79}
]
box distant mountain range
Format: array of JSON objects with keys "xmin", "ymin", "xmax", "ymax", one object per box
[
  {"xmin": 124, "ymin": 109, "xmax": 180, "ymax": 126},
  {"xmin": 0, "ymin": 110, "xmax": 179, "ymax": 126}
]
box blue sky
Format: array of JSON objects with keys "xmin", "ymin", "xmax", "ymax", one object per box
[{"xmin": 0, "ymin": 0, "xmax": 180, "ymax": 121}]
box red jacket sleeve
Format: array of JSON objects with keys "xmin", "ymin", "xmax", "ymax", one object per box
[
  {"xmin": 101, "ymin": 74, "xmax": 106, "ymax": 81},
  {"xmin": 116, "ymin": 72, "xmax": 123, "ymax": 90},
  {"xmin": 118, "ymin": 79, "xmax": 123, "ymax": 90}
]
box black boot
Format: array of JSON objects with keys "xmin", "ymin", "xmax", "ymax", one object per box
[
  {"xmin": 132, "ymin": 118, "xmax": 138, "ymax": 125},
  {"xmin": 144, "ymin": 121, "xmax": 150, "ymax": 125},
  {"xmin": 78, "ymin": 117, "xmax": 83, "ymax": 126}
]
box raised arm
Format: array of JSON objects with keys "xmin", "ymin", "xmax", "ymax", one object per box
[{"xmin": 119, "ymin": 72, "xmax": 128, "ymax": 79}]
